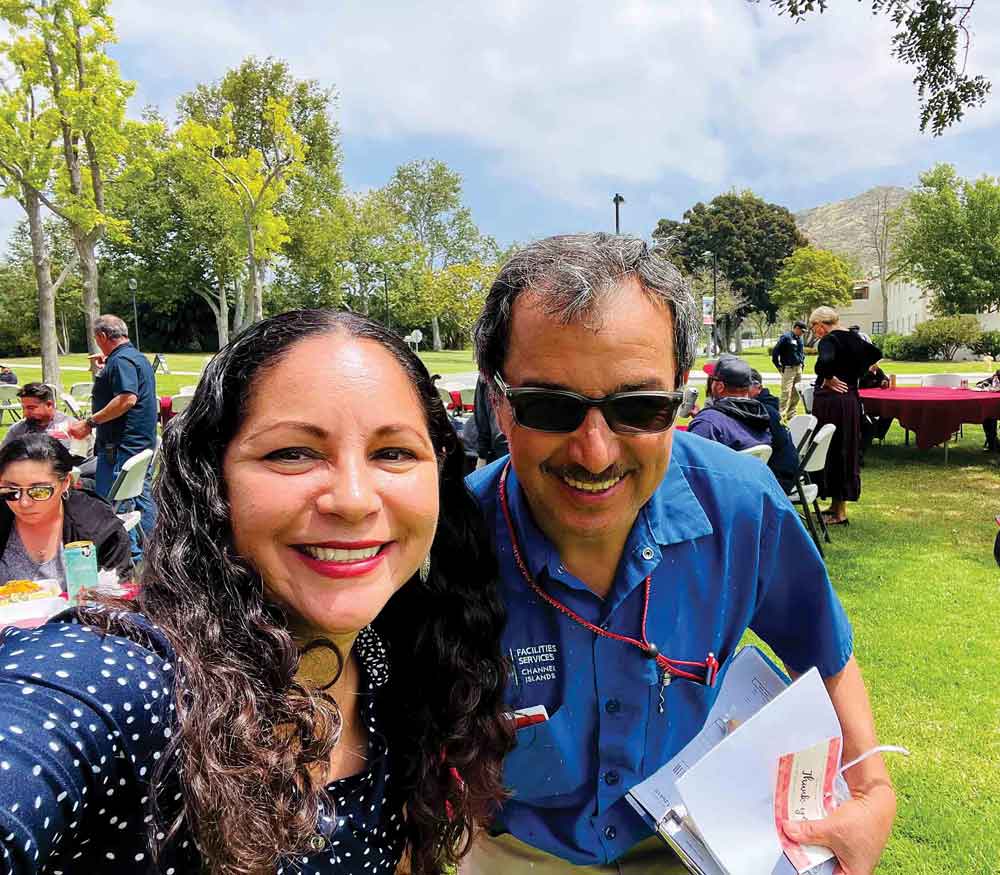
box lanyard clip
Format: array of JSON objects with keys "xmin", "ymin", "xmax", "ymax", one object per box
[{"xmin": 704, "ymin": 652, "xmax": 719, "ymax": 688}]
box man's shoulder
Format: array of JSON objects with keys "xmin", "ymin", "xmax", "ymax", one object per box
[
  {"xmin": 465, "ymin": 457, "xmax": 506, "ymax": 508},
  {"xmin": 671, "ymin": 431, "xmax": 789, "ymax": 505}
]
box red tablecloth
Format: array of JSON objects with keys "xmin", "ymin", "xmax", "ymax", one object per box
[{"xmin": 859, "ymin": 387, "xmax": 1000, "ymax": 450}]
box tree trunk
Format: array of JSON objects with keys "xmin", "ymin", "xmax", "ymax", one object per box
[
  {"xmin": 58, "ymin": 312, "xmax": 69, "ymax": 355},
  {"xmin": 733, "ymin": 319, "xmax": 744, "ymax": 353},
  {"xmin": 431, "ymin": 315, "xmax": 443, "ymax": 351},
  {"xmin": 217, "ymin": 278, "xmax": 230, "ymax": 348},
  {"xmin": 25, "ymin": 188, "xmax": 61, "ymax": 387},
  {"xmin": 880, "ymin": 269, "xmax": 889, "ymax": 333},
  {"xmin": 72, "ymin": 231, "xmax": 100, "ymax": 352},
  {"xmin": 232, "ymin": 278, "xmax": 246, "ymax": 337}
]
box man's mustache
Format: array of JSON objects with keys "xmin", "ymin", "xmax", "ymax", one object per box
[{"xmin": 542, "ymin": 463, "xmax": 631, "ymax": 483}]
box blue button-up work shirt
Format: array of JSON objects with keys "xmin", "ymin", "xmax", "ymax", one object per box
[{"xmin": 466, "ymin": 431, "xmax": 853, "ymax": 865}]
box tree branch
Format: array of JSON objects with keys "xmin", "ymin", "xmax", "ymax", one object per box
[{"xmin": 50, "ymin": 248, "xmax": 80, "ymax": 294}]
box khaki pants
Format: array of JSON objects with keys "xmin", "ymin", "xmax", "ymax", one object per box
[
  {"xmin": 779, "ymin": 365, "xmax": 802, "ymax": 421},
  {"xmin": 461, "ymin": 831, "xmax": 687, "ymax": 875}
]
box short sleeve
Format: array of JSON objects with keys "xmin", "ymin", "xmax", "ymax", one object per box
[
  {"xmin": 749, "ymin": 491, "xmax": 854, "ymax": 677},
  {"xmin": 0, "ymin": 617, "xmax": 175, "ymax": 874},
  {"xmin": 108, "ymin": 355, "xmax": 139, "ymax": 398}
]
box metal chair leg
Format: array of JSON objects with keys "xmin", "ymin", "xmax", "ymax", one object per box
[
  {"xmin": 796, "ymin": 480, "xmax": 824, "ymax": 558},
  {"xmin": 814, "ymin": 500, "xmax": 831, "ymax": 543}
]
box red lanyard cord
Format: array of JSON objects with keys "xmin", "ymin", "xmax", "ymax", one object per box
[{"xmin": 498, "ymin": 463, "xmax": 718, "ymax": 687}]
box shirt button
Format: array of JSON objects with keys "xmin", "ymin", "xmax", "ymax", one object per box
[
  {"xmin": 641, "ymin": 547, "xmax": 655, "ymax": 561},
  {"xmin": 604, "ymin": 698, "xmax": 620, "ymax": 714},
  {"xmin": 604, "ymin": 770, "xmax": 620, "ymax": 786},
  {"xmin": 604, "ymin": 825, "xmax": 617, "ymax": 840}
]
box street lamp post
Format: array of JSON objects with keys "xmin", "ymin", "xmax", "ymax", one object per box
[
  {"xmin": 128, "ymin": 277, "xmax": 140, "ymax": 351},
  {"xmin": 612, "ymin": 193, "xmax": 625, "ymax": 234},
  {"xmin": 702, "ymin": 251, "xmax": 718, "ymax": 356}
]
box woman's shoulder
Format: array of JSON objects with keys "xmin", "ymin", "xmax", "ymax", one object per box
[{"xmin": 1, "ymin": 609, "xmax": 176, "ymax": 698}]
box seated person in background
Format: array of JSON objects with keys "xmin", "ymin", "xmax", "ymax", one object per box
[
  {"xmin": 859, "ymin": 363, "xmax": 893, "ymax": 454},
  {"xmin": 977, "ymin": 369, "xmax": 1000, "ymax": 452},
  {"xmin": 0, "ymin": 434, "xmax": 132, "ymax": 588},
  {"xmin": 1, "ymin": 383, "xmax": 74, "ymax": 450},
  {"xmin": 0, "ymin": 365, "xmax": 17, "ymax": 385},
  {"xmin": 473, "ymin": 374, "xmax": 509, "ymax": 468},
  {"xmin": 689, "ymin": 357, "xmax": 772, "ymax": 452},
  {"xmin": 749, "ymin": 368, "xmax": 801, "ymax": 492}
]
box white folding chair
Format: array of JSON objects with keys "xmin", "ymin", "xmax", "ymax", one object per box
[
  {"xmin": 787, "ymin": 423, "xmax": 837, "ymax": 557},
  {"xmin": 799, "ymin": 383, "xmax": 815, "ymax": 414},
  {"xmin": 107, "ymin": 449, "xmax": 153, "ymax": 509},
  {"xmin": 177, "ymin": 385, "xmax": 197, "ymax": 395},
  {"xmin": 437, "ymin": 386, "xmax": 456, "ymax": 412},
  {"xmin": 787, "ymin": 414, "xmax": 818, "ymax": 460},
  {"xmin": 61, "ymin": 393, "xmax": 84, "ymax": 418},
  {"xmin": 738, "ymin": 444, "xmax": 773, "ymax": 464},
  {"xmin": 921, "ymin": 374, "xmax": 963, "ymax": 388},
  {"xmin": 921, "ymin": 374, "xmax": 964, "ymax": 453},
  {"xmin": 0, "ymin": 385, "xmax": 21, "ymax": 424},
  {"xmin": 68, "ymin": 381, "xmax": 92, "ymax": 416},
  {"xmin": 459, "ymin": 387, "xmax": 476, "ymax": 410}
]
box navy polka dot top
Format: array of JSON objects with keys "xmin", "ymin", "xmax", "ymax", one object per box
[{"xmin": 0, "ymin": 612, "xmax": 406, "ymax": 874}]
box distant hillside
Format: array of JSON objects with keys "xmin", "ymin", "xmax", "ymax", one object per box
[{"xmin": 794, "ymin": 185, "xmax": 909, "ymax": 276}]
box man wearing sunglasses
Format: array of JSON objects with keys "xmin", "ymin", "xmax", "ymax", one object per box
[{"xmin": 464, "ymin": 234, "xmax": 895, "ymax": 874}]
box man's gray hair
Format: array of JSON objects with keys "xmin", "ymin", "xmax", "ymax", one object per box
[
  {"xmin": 474, "ymin": 233, "xmax": 699, "ymax": 389},
  {"xmin": 94, "ymin": 314, "xmax": 129, "ymax": 340}
]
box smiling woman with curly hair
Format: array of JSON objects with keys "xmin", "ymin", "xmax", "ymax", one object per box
[{"xmin": 0, "ymin": 310, "xmax": 513, "ymax": 875}]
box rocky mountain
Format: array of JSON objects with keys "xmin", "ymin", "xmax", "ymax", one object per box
[{"xmin": 794, "ymin": 185, "xmax": 910, "ymax": 276}]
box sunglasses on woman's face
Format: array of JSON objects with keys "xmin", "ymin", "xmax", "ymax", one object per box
[
  {"xmin": 0, "ymin": 484, "xmax": 58, "ymax": 503},
  {"xmin": 493, "ymin": 374, "xmax": 684, "ymax": 435}
]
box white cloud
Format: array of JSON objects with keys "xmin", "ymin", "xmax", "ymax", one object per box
[{"xmin": 107, "ymin": 0, "xmax": 1000, "ymax": 209}]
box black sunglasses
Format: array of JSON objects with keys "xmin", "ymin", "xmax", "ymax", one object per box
[
  {"xmin": 0, "ymin": 484, "xmax": 58, "ymax": 502},
  {"xmin": 494, "ymin": 375, "xmax": 683, "ymax": 435}
]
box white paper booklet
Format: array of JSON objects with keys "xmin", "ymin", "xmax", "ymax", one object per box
[{"xmin": 626, "ymin": 647, "xmax": 842, "ymax": 875}]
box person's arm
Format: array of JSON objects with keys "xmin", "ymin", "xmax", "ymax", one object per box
[
  {"xmin": 781, "ymin": 657, "xmax": 896, "ymax": 875},
  {"xmin": 68, "ymin": 392, "xmax": 136, "ymax": 439},
  {"xmin": 771, "ymin": 336, "xmax": 785, "ymax": 369}
]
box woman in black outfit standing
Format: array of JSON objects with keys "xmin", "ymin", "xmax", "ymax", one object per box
[{"xmin": 809, "ymin": 306, "xmax": 882, "ymax": 526}]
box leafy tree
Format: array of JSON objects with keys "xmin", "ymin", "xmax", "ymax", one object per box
[
  {"xmin": 912, "ymin": 314, "xmax": 981, "ymax": 360},
  {"xmin": 176, "ymin": 57, "xmax": 339, "ymax": 328},
  {"xmin": 771, "ymin": 246, "xmax": 854, "ymax": 320},
  {"xmin": 757, "ymin": 1, "xmax": 990, "ymax": 135},
  {"xmin": 384, "ymin": 159, "xmax": 488, "ymax": 350},
  {"xmin": 0, "ymin": 0, "xmax": 153, "ymax": 354},
  {"xmin": 654, "ymin": 190, "xmax": 806, "ymax": 345},
  {"xmin": 895, "ymin": 163, "xmax": 1000, "ymax": 316}
]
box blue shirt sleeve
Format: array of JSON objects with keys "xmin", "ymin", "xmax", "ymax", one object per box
[
  {"xmin": 0, "ymin": 616, "xmax": 174, "ymax": 874},
  {"xmin": 749, "ymin": 489, "xmax": 854, "ymax": 677},
  {"xmin": 108, "ymin": 354, "xmax": 139, "ymax": 399}
]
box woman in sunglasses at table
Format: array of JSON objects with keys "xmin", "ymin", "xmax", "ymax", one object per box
[
  {"xmin": 0, "ymin": 433, "xmax": 132, "ymax": 588},
  {"xmin": 0, "ymin": 310, "xmax": 510, "ymax": 875}
]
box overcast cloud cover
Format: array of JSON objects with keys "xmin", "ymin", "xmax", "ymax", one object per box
[{"xmin": 4, "ymin": 0, "xmax": 1000, "ymax": 244}]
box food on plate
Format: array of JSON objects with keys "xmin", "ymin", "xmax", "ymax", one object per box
[{"xmin": 0, "ymin": 579, "xmax": 52, "ymax": 604}]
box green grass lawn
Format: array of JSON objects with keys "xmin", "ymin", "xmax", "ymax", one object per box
[
  {"xmin": 698, "ymin": 347, "xmax": 993, "ymax": 377},
  {"xmin": 745, "ymin": 420, "xmax": 1000, "ymax": 874}
]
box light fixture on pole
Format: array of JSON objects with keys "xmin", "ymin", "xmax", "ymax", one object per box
[
  {"xmin": 613, "ymin": 193, "xmax": 625, "ymax": 234},
  {"xmin": 128, "ymin": 277, "xmax": 140, "ymax": 351}
]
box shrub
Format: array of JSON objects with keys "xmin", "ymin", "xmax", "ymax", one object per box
[
  {"xmin": 879, "ymin": 333, "xmax": 908, "ymax": 360},
  {"xmin": 971, "ymin": 330, "xmax": 1000, "ymax": 359},
  {"xmin": 912, "ymin": 315, "xmax": 982, "ymax": 360}
]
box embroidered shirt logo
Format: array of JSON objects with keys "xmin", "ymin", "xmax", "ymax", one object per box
[{"xmin": 512, "ymin": 643, "xmax": 559, "ymax": 684}]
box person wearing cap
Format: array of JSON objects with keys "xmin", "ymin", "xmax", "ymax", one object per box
[
  {"xmin": 688, "ymin": 358, "xmax": 772, "ymax": 452},
  {"xmin": 464, "ymin": 233, "xmax": 895, "ymax": 875},
  {"xmin": 771, "ymin": 320, "xmax": 807, "ymax": 421}
]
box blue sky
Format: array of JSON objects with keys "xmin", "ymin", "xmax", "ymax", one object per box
[{"xmin": 3, "ymin": 0, "xmax": 999, "ymax": 247}]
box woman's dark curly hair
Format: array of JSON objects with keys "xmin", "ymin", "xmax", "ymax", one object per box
[{"xmin": 137, "ymin": 309, "xmax": 512, "ymax": 874}]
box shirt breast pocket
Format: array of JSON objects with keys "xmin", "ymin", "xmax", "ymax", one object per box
[{"xmin": 502, "ymin": 706, "xmax": 587, "ymax": 805}]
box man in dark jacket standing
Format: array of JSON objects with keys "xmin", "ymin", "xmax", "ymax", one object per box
[{"xmin": 771, "ymin": 320, "xmax": 806, "ymax": 421}]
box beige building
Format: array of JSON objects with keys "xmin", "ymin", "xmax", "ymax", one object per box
[{"xmin": 836, "ymin": 278, "xmax": 933, "ymax": 336}]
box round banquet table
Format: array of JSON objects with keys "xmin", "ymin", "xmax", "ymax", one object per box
[{"xmin": 859, "ymin": 386, "xmax": 1000, "ymax": 450}]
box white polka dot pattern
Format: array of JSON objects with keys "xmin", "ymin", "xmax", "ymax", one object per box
[{"xmin": 0, "ymin": 616, "xmax": 405, "ymax": 873}]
